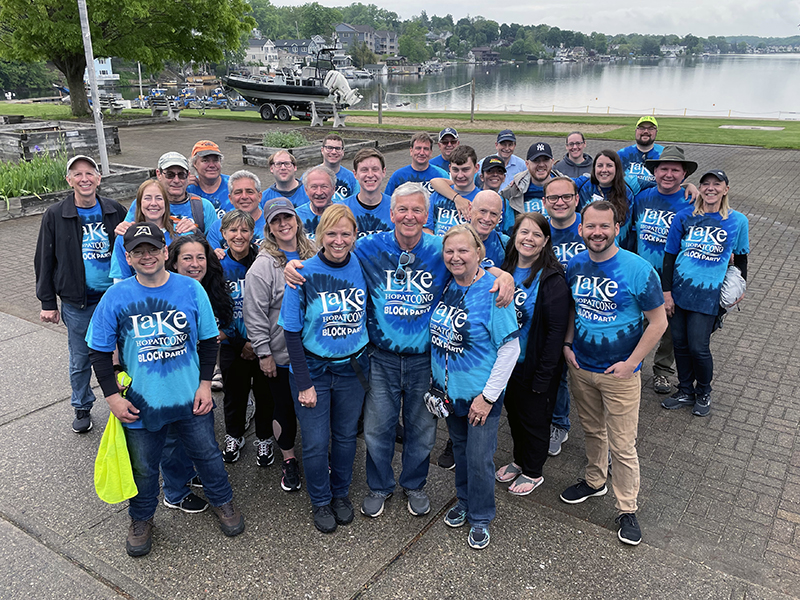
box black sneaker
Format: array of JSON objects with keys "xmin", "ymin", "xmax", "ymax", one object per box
[
  {"xmin": 222, "ymin": 435, "xmax": 245, "ymax": 463},
  {"xmin": 693, "ymin": 393, "xmax": 712, "ymax": 417},
  {"xmin": 331, "ymin": 497, "xmax": 354, "ymax": 525},
  {"xmin": 437, "ymin": 438, "xmax": 455, "ymax": 470},
  {"xmin": 661, "ymin": 390, "xmax": 695, "ymax": 410},
  {"xmin": 560, "ymin": 479, "xmax": 608, "ymax": 504},
  {"xmin": 126, "ymin": 519, "xmax": 153, "ymax": 557},
  {"xmin": 189, "ymin": 476, "xmax": 203, "ymax": 488},
  {"xmin": 72, "ymin": 409, "xmax": 92, "ymax": 433},
  {"xmin": 163, "ymin": 492, "xmax": 209, "ymax": 514},
  {"xmin": 255, "ymin": 438, "xmax": 274, "ymax": 467},
  {"xmin": 615, "ymin": 513, "xmax": 642, "ymax": 545},
  {"xmin": 312, "ymin": 504, "xmax": 337, "ymax": 533},
  {"xmin": 281, "ymin": 458, "xmax": 302, "ymax": 492}
]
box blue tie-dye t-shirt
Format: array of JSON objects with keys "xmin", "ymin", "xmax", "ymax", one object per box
[
  {"xmin": 125, "ymin": 195, "xmax": 218, "ymax": 236},
  {"xmin": 430, "ymin": 272, "xmax": 519, "ymax": 416},
  {"xmin": 354, "ymin": 232, "xmax": 449, "ymax": 354},
  {"xmin": 76, "ymin": 203, "xmax": 113, "ymax": 303},
  {"xmin": 551, "ymin": 215, "xmax": 586, "ymax": 269},
  {"xmin": 294, "ymin": 202, "xmax": 326, "ymax": 241},
  {"xmin": 425, "ymin": 186, "xmax": 481, "ymax": 235},
  {"xmin": 481, "ymin": 230, "xmax": 509, "ymax": 269},
  {"xmin": 568, "ymin": 249, "xmax": 664, "ymax": 373},
  {"xmin": 187, "ymin": 174, "xmax": 232, "ymax": 220},
  {"xmin": 219, "ymin": 251, "xmax": 249, "ymax": 342},
  {"xmin": 512, "ymin": 267, "xmax": 542, "ymax": 363},
  {"xmin": 279, "ymin": 253, "xmax": 368, "ymax": 364},
  {"xmin": 576, "ymin": 180, "xmax": 636, "ymax": 251},
  {"xmin": 333, "ymin": 166, "xmax": 359, "ymax": 202},
  {"xmin": 260, "ymin": 182, "xmax": 310, "ymax": 210},
  {"xmin": 633, "ymin": 187, "xmax": 693, "ymax": 278},
  {"xmin": 384, "ymin": 164, "xmax": 449, "ymax": 197},
  {"xmin": 86, "ymin": 273, "xmax": 219, "ymax": 431},
  {"xmin": 666, "ymin": 208, "xmax": 750, "ymax": 316},
  {"xmin": 109, "ymin": 228, "xmax": 174, "ymax": 281},
  {"xmin": 429, "ymin": 154, "xmax": 450, "ymax": 172},
  {"xmin": 617, "ymin": 144, "xmax": 663, "ymax": 190},
  {"xmin": 206, "ymin": 212, "xmax": 267, "ymax": 250},
  {"xmin": 339, "ymin": 193, "xmax": 394, "ymax": 237}
]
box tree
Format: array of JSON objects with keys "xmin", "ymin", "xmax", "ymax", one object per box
[
  {"xmin": 641, "ymin": 38, "xmax": 661, "ymax": 56},
  {"xmin": 0, "ymin": 59, "xmax": 56, "ymax": 90},
  {"xmin": 682, "ymin": 34, "xmax": 700, "ymax": 53},
  {"xmin": 737, "ymin": 41, "xmax": 748, "ymax": 53},
  {"xmin": 300, "ymin": 3, "xmax": 341, "ymax": 38},
  {"xmin": 0, "ymin": 0, "xmax": 254, "ymax": 116},
  {"xmin": 398, "ymin": 22, "xmax": 429, "ymax": 63},
  {"xmin": 351, "ymin": 42, "xmax": 376, "ymax": 68}
]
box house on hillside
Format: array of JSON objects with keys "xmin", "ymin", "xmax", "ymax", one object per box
[
  {"xmin": 375, "ymin": 30, "xmax": 398, "ymax": 55},
  {"xmin": 336, "ymin": 23, "xmax": 376, "ymax": 53},
  {"xmin": 274, "ymin": 38, "xmax": 323, "ymax": 57},
  {"xmin": 471, "ymin": 47, "xmax": 499, "ymax": 62},
  {"xmin": 247, "ymin": 39, "xmax": 279, "ymax": 67}
]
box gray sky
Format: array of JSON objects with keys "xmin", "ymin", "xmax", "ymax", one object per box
[{"xmin": 277, "ymin": 0, "xmax": 800, "ymax": 38}]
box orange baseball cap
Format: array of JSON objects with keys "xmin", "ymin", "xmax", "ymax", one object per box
[{"xmin": 191, "ymin": 140, "xmax": 222, "ymax": 158}]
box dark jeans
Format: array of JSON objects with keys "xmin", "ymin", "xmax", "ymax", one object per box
[
  {"xmin": 220, "ymin": 344, "xmax": 274, "ymax": 440},
  {"xmin": 290, "ymin": 367, "xmax": 366, "ymax": 507},
  {"xmin": 505, "ymin": 377, "xmax": 557, "ymax": 478},
  {"xmin": 126, "ymin": 412, "xmax": 233, "ymax": 521},
  {"xmin": 446, "ymin": 395, "xmax": 504, "ymax": 527},
  {"xmin": 671, "ymin": 305, "xmax": 716, "ymax": 396}
]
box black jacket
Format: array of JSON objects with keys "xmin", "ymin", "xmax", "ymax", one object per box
[
  {"xmin": 34, "ymin": 192, "xmax": 127, "ymax": 310},
  {"xmin": 511, "ymin": 265, "xmax": 571, "ymax": 394}
]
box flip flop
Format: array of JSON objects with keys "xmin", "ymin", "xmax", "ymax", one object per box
[
  {"xmin": 495, "ymin": 462, "xmax": 522, "ymax": 483},
  {"xmin": 508, "ymin": 474, "xmax": 544, "ymax": 496}
]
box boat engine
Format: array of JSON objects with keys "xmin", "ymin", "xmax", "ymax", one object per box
[{"xmin": 324, "ymin": 71, "xmax": 362, "ymax": 108}]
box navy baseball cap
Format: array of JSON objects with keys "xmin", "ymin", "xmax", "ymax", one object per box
[
  {"xmin": 264, "ymin": 197, "xmax": 296, "ymax": 223},
  {"xmin": 699, "ymin": 169, "xmax": 729, "ymax": 185},
  {"xmin": 438, "ymin": 127, "xmax": 459, "ymax": 141},
  {"xmin": 481, "ymin": 155, "xmax": 507, "ymax": 173},
  {"xmin": 496, "ymin": 129, "xmax": 516, "ymax": 143},
  {"xmin": 527, "ymin": 142, "xmax": 553, "ymax": 161},
  {"xmin": 123, "ymin": 221, "xmax": 166, "ymax": 252}
]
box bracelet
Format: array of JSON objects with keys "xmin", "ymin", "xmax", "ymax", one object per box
[
  {"xmin": 481, "ymin": 393, "xmax": 496, "ymax": 404},
  {"xmin": 563, "ymin": 342, "xmax": 573, "ymax": 349},
  {"xmin": 452, "ymin": 193, "xmax": 461, "ymax": 202}
]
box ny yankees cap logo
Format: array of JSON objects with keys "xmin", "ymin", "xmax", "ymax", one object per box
[{"xmin": 537, "ymin": 144, "xmax": 545, "ymax": 151}]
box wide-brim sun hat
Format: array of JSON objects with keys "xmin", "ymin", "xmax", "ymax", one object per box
[{"xmin": 644, "ymin": 146, "xmax": 698, "ymax": 178}]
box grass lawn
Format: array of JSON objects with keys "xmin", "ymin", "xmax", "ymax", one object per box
[{"xmin": 3, "ymin": 102, "xmax": 799, "ymax": 150}]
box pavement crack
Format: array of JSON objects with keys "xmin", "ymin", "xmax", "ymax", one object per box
[{"xmin": 349, "ymin": 495, "xmax": 458, "ymax": 600}]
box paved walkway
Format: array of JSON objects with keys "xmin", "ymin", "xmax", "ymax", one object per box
[{"xmin": 1, "ymin": 117, "xmax": 799, "ymax": 599}]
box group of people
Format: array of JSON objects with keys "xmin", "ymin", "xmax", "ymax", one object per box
[{"xmin": 34, "ymin": 116, "xmax": 749, "ymax": 556}]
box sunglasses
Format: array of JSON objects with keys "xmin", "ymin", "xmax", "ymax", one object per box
[
  {"xmin": 162, "ymin": 170, "xmax": 188, "ymax": 180},
  {"xmin": 393, "ymin": 251, "xmax": 416, "ymax": 285}
]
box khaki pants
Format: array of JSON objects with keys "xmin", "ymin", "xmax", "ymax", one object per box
[{"xmin": 568, "ymin": 365, "xmax": 641, "ymax": 514}]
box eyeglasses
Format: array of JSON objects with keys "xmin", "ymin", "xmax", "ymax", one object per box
[
  {"xmin": 322, "ymin": 145, "xmax": 343, "ymax": 152},
  {"xmin": 636, "ymin": 126, "xmax": 657, "ymax": 132},
  {"xmin": 271, "ymin": 161, "xmax": 294, "ymax": 168},
  {"xmin": 544, "ymin": 193, "xmax": 577, "ymax": 203},
  {"xmin": 393, "ymin": 251, "xmax": 416, "ymax": 284},
  {"xmin": 129, "ymin": 246, "xmax": 162, "ymax": 258},
  {"xmin": 162, "ymin": 170, "xmax": 188, "ymax": 180},
  {"xmin": 566, "ymin": 141, "xmax": 585, "ymax": 148}
]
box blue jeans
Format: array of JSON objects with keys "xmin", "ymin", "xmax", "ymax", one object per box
[
  {"xmin": 363, "ymin": 347, "xmax": 437, "ymax": 495},
  {"xmin": 60, "ymin": 301, "xmax": 97, "ymax": 411},
  {"xmin": 125, "ymin": 412, "xmax": 233, "ymax": 521},
  {"xmin": 551, "ymin": 363, "xmax": 571, "ymax": 431},
  {"xmin": 290, "ymin": 367, "xmax": 366, "ymax": 507},
  {"xmin": 446, "ymin": 395, "xmax": 504, "ymax": 527},
  {"xmin": 671, "ymin": 305, "xmax": 716, "ymax": 396},
  {"xmin": 160, "ymin": 425, "xmax": 198, "ymax": 505}
]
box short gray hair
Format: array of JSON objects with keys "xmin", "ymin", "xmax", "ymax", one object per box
[
  {"xmin": 228, "ymin": 169, "xmax": 262, "ymax": 195},
  {"xmin": 302, "ymin": 164, "xmax": 336, "ymax": 189},
  {"xmin": 391, "ymin": 182, "xmax": 430, "ymax": 212}
]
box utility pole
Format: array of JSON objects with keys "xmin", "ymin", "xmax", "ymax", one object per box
[{"xmin": 77, "ymin": 0, "xmax": 110, "ymax": 175}]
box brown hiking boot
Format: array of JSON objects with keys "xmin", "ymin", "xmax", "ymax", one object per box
[
  {"xmin": 126, "ymin": 519, "xmax": 153, "ymax": 557},
  {"xmin": 212, "ymin": 501, "xmax": 245, "ymax": 536}
]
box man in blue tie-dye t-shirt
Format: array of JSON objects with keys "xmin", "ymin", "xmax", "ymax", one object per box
[
  {"xmin": 34, "ymin": 155, "xmax": 127, "ymax": 434},
  {"xmin": 85, "ymin": 221, "xmax": 244, "ymax": 557},
  {"xmin": 339, "ymin": 148, "xmax": 393, "ymax": 237},
  {"xmin": 561, "ymin": 201, "xmax": 666, "ymax": 548}
]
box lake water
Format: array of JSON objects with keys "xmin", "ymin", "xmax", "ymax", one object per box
[
  {"xmin": 354, "ymin": 54, "xmax": 800, "ymax": 119},
  {"xmin": 17, "ymin": 54, "xmax": 799, "ymax": 119}
]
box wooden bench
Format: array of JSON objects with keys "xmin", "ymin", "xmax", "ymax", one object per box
[
  {"xmin": 97, "ymin": 94, "xmax": 125, "ymax": 116},
  {"xmin": 148, "ymin": 96, "xmax": 183, "ymax": 121}
]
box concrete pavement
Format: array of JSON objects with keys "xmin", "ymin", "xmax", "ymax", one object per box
[{"xmin": 1, "ymin": 117, "xmax": 799, "ymax": 599}]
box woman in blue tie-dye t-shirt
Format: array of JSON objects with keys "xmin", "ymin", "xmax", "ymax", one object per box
[{"xmin": 662, "ymin": 170, "xmax": 749, "ymax": 418}]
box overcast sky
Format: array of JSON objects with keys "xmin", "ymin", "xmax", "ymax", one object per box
[{"xmin": 276, "ymin": 0, "xmax": 799, "ymax": 38}]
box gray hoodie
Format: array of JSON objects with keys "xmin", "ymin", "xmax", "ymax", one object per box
[
  {"xmin": 243, "ymin": 251, "xmax": 290, "ymax": 365},
  {"xmin": 554, "ymin": 153, "xmax": 593, "ymax": 178}
]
